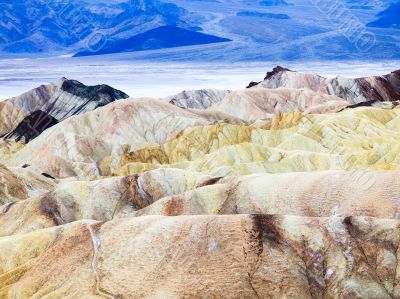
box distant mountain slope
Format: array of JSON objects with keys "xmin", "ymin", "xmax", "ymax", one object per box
[
  {"xmin": 367, "ymin": 1, "xmax": 400, "ymax": 28},
  {"xmin": 249, "ymin": 66, "xmax": 400, "ymax": 104},
  {"xmin": 0, "ymin": 0, "xmax": 189, "ymax": 53},
  {"xmin": 0, "ymin": 78, "xmax": 128, "ymax": 143},
  {"xmin": 74, "ymin": 25, "xmax": 231, "ymax": 57},
  {"xmin": 236, "ymin": 11, "xmax": 290, "ymax": 19},
  {"xmin": 260, "ymin": 0, "xmax": 291, "ymax": 6}
]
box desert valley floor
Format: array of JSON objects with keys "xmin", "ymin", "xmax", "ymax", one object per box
[{"xmin": 0, "ymin": 66, "xmax": 400, "ymax": 298}]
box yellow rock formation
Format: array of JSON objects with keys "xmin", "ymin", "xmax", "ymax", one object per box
[{"xmin": 117, "ymin": 108, "xmax": 400, "ymax": 176}]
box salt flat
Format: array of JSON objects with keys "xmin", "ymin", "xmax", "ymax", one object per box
[{"xmin": 0, "ymin": 56, "xmax": 398, "ymax": 99}]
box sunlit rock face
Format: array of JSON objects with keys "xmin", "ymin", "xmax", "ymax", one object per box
[
  {"xmin": 1, "ymin": 67, "xmax": 400, "ymax": 298},
  {"xmin": 0, "ymin": 164, "xmax": 55, "ymax": 206},
  {"xmin": 129, "ymin": 170, "xmax": 400, "ymax": 218},
  {"xmin": 117, "ymin": 107, "xmax": 400, "ymax": 176},
  {"xmin": 2, "ymin": 215, "xmax": 400, "ymax": 298}
]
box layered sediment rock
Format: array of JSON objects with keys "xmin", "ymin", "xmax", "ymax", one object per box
[
  {"xmin": 0, "ymin": 78, "xmax": 128, "ymax": 143},
  {"xmin": 0, "ymin": 169, "xmax": 212, "ymax": 237},
  {"xmin": 0, "ymin": 164, "xmax": 55, "ymax": 206},
  {"xmin": 250, "ymin": 66, "xmax": 400, "ymax": 104},
  {"xmin": 1, "ymin": 215, "xmax": 400, "ymax": 298},
  {"xmin": 164, "ymin": 89, "xmax": 230, "ymax": 109},
  {"xmin": 117, "ymin": 107, "xmax": 400, "ymax": 176},
  {"xmin": 213, "ymin": 87, "xmax": 349, "ymax": 121},
  {"xmin": 6, "ymin": 100, "xmax": 400, "ymax": 178},
  {"xmin": 3, "ymin": 111, "xmax": 58, "ymax": 143},
  {"xmin": 134, "ymin": 170, "xmax": 400, "ymax": 218},
  {"xmin": 5, "ymin": 98, "xmax": 243, "ymax": 178},
  {"xmin": 1, "ymin": 68, "xmax": 399, "ymax": 298}
]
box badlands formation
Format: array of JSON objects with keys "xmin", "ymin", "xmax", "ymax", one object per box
[{"xmin": 0, "ymin": 67, "xmax": 400, "ymax": 298}]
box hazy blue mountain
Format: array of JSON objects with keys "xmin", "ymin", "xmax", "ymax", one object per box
[
  {"xmin": 0, "ymin": 0, "xmax": 190, "ymax": 53},
  {"xmin": 0, "ymin": 0, "xmax": 399, "ymax": 60},
  {"xmin": 259, "ymin": 0, "xmax": 291, "ymax": 6},
  {"xmin": 368, "ymin": 1, "xmax": 400, "ymax": 28},
  {"xmin": 74, "ymin": 25, "xmax": 231, "ymax": 57},
  {"xmin": 236, "ymin": 11, "xmax": 290, "ymax": 19},
  {"xmin": 154, "ymin": 0, "xmax": 400, "ymax": 61}
]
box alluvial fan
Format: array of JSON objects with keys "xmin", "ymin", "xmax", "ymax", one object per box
[{"xmin": 1, "ymin": 67, "xmax": 400, "ymax": 298}]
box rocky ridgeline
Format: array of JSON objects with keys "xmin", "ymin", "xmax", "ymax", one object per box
[
  {"xmin": 0, "ymin": 68, "xmax": 400, "ymax": 298},
  {"xmin": 0, "ymin": 78, "xmax": 128, "ymax": 144}
]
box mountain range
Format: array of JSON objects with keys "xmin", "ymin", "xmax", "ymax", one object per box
[
  {"xmin": 0, "ymin": 0, "xmax": 192, "ymax": 53},
  {"xmin": 1, "ymin": 66, "xmax": 400, "ymax": 296},
  {"xmin": 0, "ymin": 0, "xmax": 399, "ymax": 60}
]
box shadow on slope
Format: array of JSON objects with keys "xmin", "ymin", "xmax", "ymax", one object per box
[
  {"xmin": 367, "ymin": 1, "xmax": 400, "ymax": 29},
  {"xmin": 74, "ymin": 25, "xmax": 232, "ymax": 57}
]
